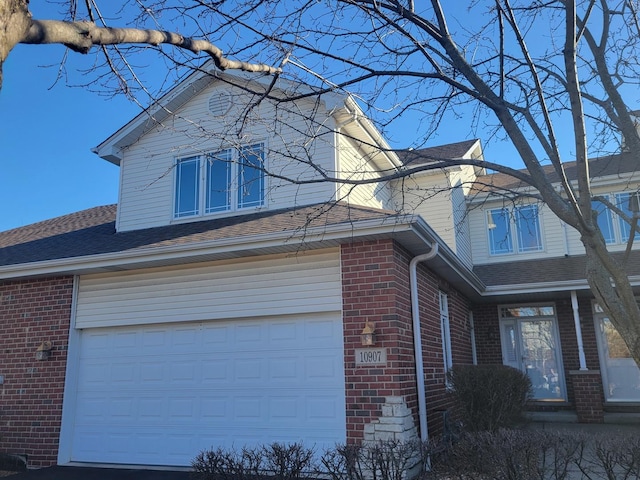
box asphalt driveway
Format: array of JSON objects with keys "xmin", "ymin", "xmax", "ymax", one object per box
[{"xmin": 5, "ymin": 466, "xmax": 192, "ymax": 479}]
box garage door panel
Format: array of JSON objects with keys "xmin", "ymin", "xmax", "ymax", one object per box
[{"xmin": 70, "ymin": 314, "xmax": 345, "ymax": 466}]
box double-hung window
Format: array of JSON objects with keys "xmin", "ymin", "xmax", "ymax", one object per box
[
  {"xmin": 616, "ymin": 192, "xmax": 640, "ymax": 242},
  {"xmin": 174, "ymin": 143, "xmax": 265, "ymax": 218},
  {"xmin": 486, "ymin": 204, "xmax": 543, "ymax": 255},
  {"xmin": 590, "ymin": 192, "xmax": 640, "ymax": 245}
]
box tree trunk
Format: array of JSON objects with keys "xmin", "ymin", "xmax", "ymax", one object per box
[{"xmin": 582, "ymin": 230, "xmax": 640, "ymax": 366}]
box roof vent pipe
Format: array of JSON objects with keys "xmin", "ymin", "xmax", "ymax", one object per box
[{"xmin": 409, "ymin": 243, "xmax": 439, "ymax": 442}]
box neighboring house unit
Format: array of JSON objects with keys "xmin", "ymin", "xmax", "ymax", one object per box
[{"xmin": 1, "ymin": 67, "xmax": 639, "ymax": 469}]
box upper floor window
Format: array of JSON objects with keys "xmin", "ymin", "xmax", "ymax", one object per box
[
  {"xmin": 486, "ymin": 205, "xmax": 543, "ymax": 255},
  {"xmin": 592, "ymin": 192, "xmax": 639, "ymax": 244},
  {"xmin": 174, "ymin": 144, "xmax": 265, "ymax": 219}
]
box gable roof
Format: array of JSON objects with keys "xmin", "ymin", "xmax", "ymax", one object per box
[
  {"xmin": 93, "ymin": 65, "xmax": 351, "ymax": 165},
  {"xmin": 398, "ymin": 139, "xmax": 482, "ymax": 166}
]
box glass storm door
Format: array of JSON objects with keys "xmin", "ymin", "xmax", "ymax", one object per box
[
  {"xmin": 499, "ymin": 305, "xmax": 566, "ymax": 401},
  {"xmin": 594, "ymin": 304, "xmax": 640, "ymax": 402}
]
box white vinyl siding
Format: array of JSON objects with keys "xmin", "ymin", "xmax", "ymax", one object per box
[
  {"xmin": 470, "ymin": 201, "xmax": 564, "ymax": 265},
  {"xmin": 76, "ymin": 249, "xmax": 341, "ymax": 329},
  {"xmin": 336, "ymin": 135, "xmax": 391, "ymax": 209},
  {"xmin": 470, "ymin": 185, "xmax": 640, "ymax": 265},
  {"xmin": 391, "ymin": 171, "xmax": 457, "ymax": 251},
  {"xmin": 452, "ymin": 181, "xmax": 473, "ymax": 267},
  {"xmin": 116, "ymin": 83, "xmax": 337, "ymax": 232}
]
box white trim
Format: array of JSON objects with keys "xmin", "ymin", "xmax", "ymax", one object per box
[{"xmin": 58, "ymin": 275, "xmax": 82, "ymax": 465}]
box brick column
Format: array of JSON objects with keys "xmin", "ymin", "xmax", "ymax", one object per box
[
  {"xmin": 570, "ymin": 370, "xmax": 604, "ymax": 423},
  {"xmin": 341, "ymin": 240, "xmax": 419, "ymax": 443},
  {"xmin": 0, "ymin": 277, "xmax": 74, "ymax": 467}
]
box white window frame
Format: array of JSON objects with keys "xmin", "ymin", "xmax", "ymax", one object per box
[
  {"xmin": 440, "ymin": 291, "xmax": 453, "ymax": 384},
  {"xmin": 591, "ymin": 191, "xmax": 639, "ymax": 245},
  {"xmin": 486, "ymin": 204, "xmax": 543, "ymax": 256},
  {"xmin": 173, "ymin": 143, "xmax": 266, "ymax": 219}
]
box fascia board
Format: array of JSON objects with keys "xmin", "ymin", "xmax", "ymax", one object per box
[
  {"xmin": 482, "ymin": 276, "xmax": 640, "ymax": 296},
  {"xmin": 411, "ymin": 217, "xmax": 485, "ymax": 295},
  {"xmin": 341, "ymin": 97, "xmax": 402, "ymax": 170},
  {"xmin": 0, "ymin": 215, "xmax": 418, "ymax": 281},
  {"xmin": 93, "ymin": 67, "xmax": 215, "ymax": 164}
]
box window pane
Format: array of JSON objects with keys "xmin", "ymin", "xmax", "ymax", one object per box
[
  {"xmin": 175, "ymin": 156, "xmax": 200, "ymax": 217},
  {"xmin": 205, "ymin": 151, "xmax": 231, "ymax": 213},
  {"xmin": 238, "ymin": 144, "xmax": 265, "ymax": 209},
  {"xmin": 501, "ymin": 306, "xmax": 555, "ymax": 317},
  {"xmin": 592, "ymin": 200, "xmax": 615, "ymax": 244},
  {"xmin": 616, "ymin": 192, "xmax": 640, "ymax": 242},
  {"xmin": 439, "ymin": 292, "xmax": 453, "ymax": 374},
  {"xmin": 516, "ymin": 205, "xmax": 543, "ymax": 252},
  {"xmin": 487, "ymin": 208, "xmax": 513, "ymax": 254}
]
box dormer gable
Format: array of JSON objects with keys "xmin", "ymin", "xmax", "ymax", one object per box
[{"xmin": 93, "ymin": 64, "xmax": 401, "ymax": 233}]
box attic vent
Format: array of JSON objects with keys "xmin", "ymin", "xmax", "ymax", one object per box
[{"xmin": 208, "ymin": 92, "xmax": 231, "ymax": 117}]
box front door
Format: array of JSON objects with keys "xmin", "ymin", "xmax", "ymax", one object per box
[
  {"xmin": 594, "ymin": 304, "xmax": 640, "ymax": 401},
  {"xmin": 499, "ymin": 305, "xmax": 566, "ymax": 401}
]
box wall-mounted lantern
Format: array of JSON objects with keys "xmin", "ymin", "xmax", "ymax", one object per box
[
  {"xmin": 35, "ymin": 341, "xmax": 53, "ymax": 361},
  {"xmin": 361, "ymin": 321, "xmax": 376, "ymax": 346}
]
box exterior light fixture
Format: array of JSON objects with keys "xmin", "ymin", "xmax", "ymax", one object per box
[
  {"xmin": 361, "ymin": 321, "xmax": 376, "ymax": 346},
  {"xmin": 35, "ymin": 341, "xmax": 53, "ymax": 361}
]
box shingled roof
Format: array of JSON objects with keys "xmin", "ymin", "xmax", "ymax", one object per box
[
  {"xmin": 398, "ymin": 139, "xmax": 481, "ymax": 166},
  {"xmin": 474, "ymin": 249, "xmax": 640, "ymax": 288},
  {"xmin": 0, "ymin": 203, "xmax": 403, "ymax": 268},
  {"xmin": 471, "ymin": 151, "xmax": 639, "ymax": 195}
]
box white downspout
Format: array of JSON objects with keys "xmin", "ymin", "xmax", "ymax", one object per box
[
  {"xmin": 571, "ymin": 290, "xmax": 588, "ymax": 370},
  {"xmin": 409, "ymin": 243, "xmax": 439, "ymax": 442}
]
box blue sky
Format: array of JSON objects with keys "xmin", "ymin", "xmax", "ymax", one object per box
[{"xmin": 0, "ymin": 43, "xmax": 138, "ymax": 232}]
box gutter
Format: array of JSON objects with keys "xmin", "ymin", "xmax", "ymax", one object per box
[{"xmin": 409, "ymin": 243, "xmax": 439, "ymax": 442}]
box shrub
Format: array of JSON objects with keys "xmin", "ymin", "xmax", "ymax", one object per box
[
  {"xmin": 426, "ymin": 429, "xmax": 585, "ymax": 480},
  {"xmin": 192, "ymin": 442, "xmax": 316, "ymax": 480},
  {"xmin": 447, "ymin": 364, "xmax": 532, "ymax": 432},
  {"xmin": 320, "ymin": 440, "xmax": 427, "ymax": 480}
]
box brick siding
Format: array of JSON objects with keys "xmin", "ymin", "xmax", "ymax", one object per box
[
  {"xmin": 0, "ymin": 276, "xmax": 73, "ymax": 468},
  {"xmin": 341, "ymin": 240, "xmax": 472, "ymax": 442}
]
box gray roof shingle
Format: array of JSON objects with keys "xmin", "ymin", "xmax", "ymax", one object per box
[
  {"xmin": 474, "ymin": 249, "xmax": 640, "ymax": 287},
  {"xmin": 471, "ymin": 151, "xmax": 639, "ymax": 194},
  {"xmin": 0, "ymin": 203, "xmax": 402, "ymax": 267}
]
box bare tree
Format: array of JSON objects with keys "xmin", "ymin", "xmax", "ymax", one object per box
[{"xmin": 3, "ymin": 0, "xmax": 640, "ymax": 364}]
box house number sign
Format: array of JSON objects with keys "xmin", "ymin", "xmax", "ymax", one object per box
[{"xmin": 355, "ymin": 348, "xmax": 387, "ymax": 366}]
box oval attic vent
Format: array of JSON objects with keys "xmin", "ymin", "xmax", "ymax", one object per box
[{"xmin": 208, "ymin": 92, "xmax": 231, "ymax": 116}]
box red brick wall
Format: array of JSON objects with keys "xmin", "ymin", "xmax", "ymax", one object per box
[
  {"xmin": 341, "ymin": 240, "xmax": 472, "ymax": 441},
  {"xmin": 570, "ymin": 370, "xmax": 604, "ymax": 423},
  {"xmin": 0, "ymin": 276, "xmax": 73, "ymax": 468},
  {"xmin": 471, "ymin": 304, "xmax": 502, "ymax": 364}
]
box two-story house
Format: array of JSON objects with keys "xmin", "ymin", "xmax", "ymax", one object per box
[{"xmin": 1, "ymin": 65, "xmax": 638, "ymax": 470}]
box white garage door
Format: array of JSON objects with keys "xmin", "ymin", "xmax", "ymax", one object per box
[{"xmin": 68, "ymin": 314, "xmax": 345, "ymax": 466}]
